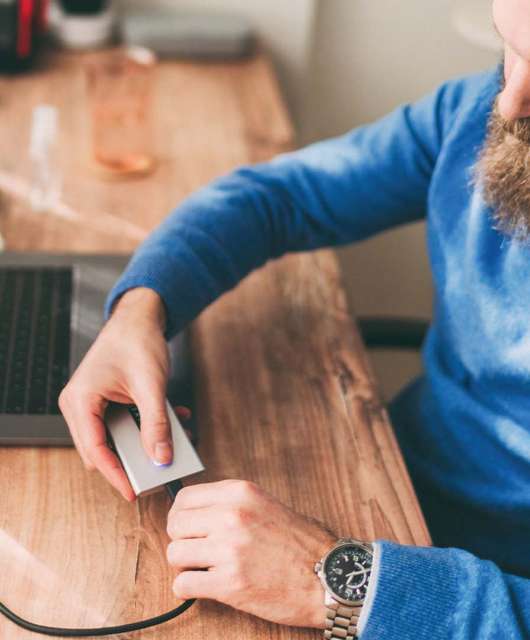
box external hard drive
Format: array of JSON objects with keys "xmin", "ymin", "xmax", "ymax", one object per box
[{"xmin": 105, "ymin": 399, "xmax": 204, "ymax": 496}]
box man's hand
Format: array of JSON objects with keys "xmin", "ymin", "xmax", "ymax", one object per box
[
  {"xmin": 58, "ymin": 287, "xmax": 173, "ymax": 502},
  {"xmin": 166, "ymin": 479, "xmax": 336, "ymax": 629}
]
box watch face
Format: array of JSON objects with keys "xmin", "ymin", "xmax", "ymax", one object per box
[{"xmin": 323, "ymin": 544, "xmax": 372, "ymax": 603}]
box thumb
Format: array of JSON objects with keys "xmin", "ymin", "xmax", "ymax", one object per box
[{"xmin": 134, "ymin": 384, "xmax": 173, "ymax": 466}]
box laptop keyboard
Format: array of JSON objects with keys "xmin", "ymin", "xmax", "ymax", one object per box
[{"xmin": 0, "ymin": 267, "xmax": 72, "ymax": 414}]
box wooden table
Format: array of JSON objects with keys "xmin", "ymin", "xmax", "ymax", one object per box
[{"xmin": 0, "ymin": 50, "xmax": 430, "ymax": 639}]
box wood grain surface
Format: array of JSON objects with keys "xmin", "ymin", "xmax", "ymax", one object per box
[{"xmin": 0, "ymin": 49, "xmax": 430, "ymax": 639}]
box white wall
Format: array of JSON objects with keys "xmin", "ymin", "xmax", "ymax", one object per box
[{"xmin": 306, "ymin": 0, "xmax": 498, "ymax": 138}]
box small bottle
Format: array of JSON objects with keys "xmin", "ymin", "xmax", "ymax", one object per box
[{"xmin": 29, "ymin": 105, "xmax": 61, "ymax": 212}]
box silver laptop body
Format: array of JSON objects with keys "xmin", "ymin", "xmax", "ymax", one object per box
[{"xmin": 0, "ymin": 252, "xmax": 190, "ymax": 446}]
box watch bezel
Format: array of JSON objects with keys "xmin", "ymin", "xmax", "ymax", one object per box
[{"xmin": 316, "ymin": 538, "xmax": 373, "ymax": 607}]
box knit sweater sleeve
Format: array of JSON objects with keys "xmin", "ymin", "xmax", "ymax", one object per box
[
  {"xmin": 359, "ymin": 539, "xmax": 530, "ymax": 639},
  {"xmin": 103, "ymin": 78, "xmax": 457, "ymax": 339}
]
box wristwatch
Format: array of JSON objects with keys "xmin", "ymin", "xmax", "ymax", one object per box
[{"xmin": 314, "ymin": 538, "xmax": 374, "ymax": 640}]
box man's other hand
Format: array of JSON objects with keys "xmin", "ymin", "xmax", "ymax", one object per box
[
  {"xmin": 167, "ymin": 479, "xmax": 336, "ymax": 629},
  {"xmin": 58, "ymin": 287, "xmax": 172, "ymax": 502}
]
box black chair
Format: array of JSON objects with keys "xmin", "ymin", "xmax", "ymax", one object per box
[{"xmin": 357, "ymin": 316, "xmax": 429, "ymax": 351}]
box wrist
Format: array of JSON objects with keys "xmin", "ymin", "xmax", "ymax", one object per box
[
  {"xmin": 308, "ymin": 584, "xmax": 329, "ymax": 629},
  {"xmin": 109, "ymin": 287, "xmax": 167, "ymax": 333},
  {"xmin": 307, "ymin": 533, "xmax": 338, "ymax": 629},
  {"xmin": 313, "ymin": 538, "xmax": 376, "ymax": 637}
]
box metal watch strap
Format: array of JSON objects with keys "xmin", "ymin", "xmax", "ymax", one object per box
[
  {"xmin": 324, "ymin": 597, "xmax": 363, "ymax": 640},
  {"xmin": 317, "ymin": 538, "xmax": 373, "ymax": 640}
]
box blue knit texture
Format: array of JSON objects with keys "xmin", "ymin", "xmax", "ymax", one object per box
[{"xmin": 362, "ymin": 540, "xmax": 530, "ymax": 639}]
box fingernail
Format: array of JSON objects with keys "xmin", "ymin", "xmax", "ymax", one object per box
[{"xmin": 154, "ymin": 441, "xmax": 173, "ymax": 466}]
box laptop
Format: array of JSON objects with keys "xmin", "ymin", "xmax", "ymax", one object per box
[{"xmin": 0, "ymin": 251, "xmax": 193, "ymax": 447}]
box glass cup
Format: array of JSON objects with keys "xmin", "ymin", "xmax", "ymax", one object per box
[{"xmin": 85, "ymin": 47, "xmax": 157, "ymax": 178}]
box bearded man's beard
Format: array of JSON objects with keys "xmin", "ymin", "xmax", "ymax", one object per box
[{"xmin": 475, "ymin": 100, "xmax": 530, "ymax": 241}]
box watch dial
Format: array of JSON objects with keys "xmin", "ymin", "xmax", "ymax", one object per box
[{"xmin": 324, "ymin": 545, "xmax": 372, "ymax": 602}]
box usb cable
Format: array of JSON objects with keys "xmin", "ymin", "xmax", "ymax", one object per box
[{"xmin": 0, "ymin": 480, "xmax": 195, "ymax": 637}]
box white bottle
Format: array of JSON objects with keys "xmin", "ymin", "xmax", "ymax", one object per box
[{"xmin": 29, "ymin": 105, "xmax": 61, "ymax": 213}]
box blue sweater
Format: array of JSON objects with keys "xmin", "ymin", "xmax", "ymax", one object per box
[{"xmin": 105, "ymin": 66, "xmax": 530, "ymax": 638}]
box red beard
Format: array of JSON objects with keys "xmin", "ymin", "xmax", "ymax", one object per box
[{"xmin": 475, "ymin": 99, "xmax": 530, "ymax": 241}]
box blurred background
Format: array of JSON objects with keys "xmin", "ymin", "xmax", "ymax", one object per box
[{"xmin": 1, "ymin": 0, "xmax": 501, "ymax": 402}]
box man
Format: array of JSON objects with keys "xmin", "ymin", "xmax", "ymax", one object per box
[{"xmin": 58, "ymin": 0, "xmax": 530, "ymax": 637}]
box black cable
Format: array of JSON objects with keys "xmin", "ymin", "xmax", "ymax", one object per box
[
  {"xmin": 0, "ymin": 480, "xmax": 195, "ymax": 637},
  {"xmin": 165, "ymin": 478, "xmax": 183, "ymax": 501},
  {"xmin": 0, "ymin": 598, "xmax": 195, "ymax": 638}
]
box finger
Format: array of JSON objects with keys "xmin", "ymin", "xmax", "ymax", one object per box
[
  {"xmin": 167, "ymin": 538, "xmax": 216, "ymax": 570},
  {"xmin": 173, "ymin": 406, "xmax": 193, "ymax": 441},
  {"xmin": 134, "ymin": 382, "xmax": 173, "ymax": 466},
  {"xmin": 173, "ymin": 405, "xmax": 192, "ymax": 421},
  {"xmin": 69, "ymin": 423, "xmax": 94, "ymax": 470},
  {"xmin": 74, "ymin": 394, "xmax": 136, "ymax": 501},
  {"xmin": 170, "ymin": 479, "xmax": 250, "ymax": 514},
  {"xmin": 170, "ymin": 480, "xmax": 233, "ymax": 513},
  {"xmin": 167, "ymin": 506, "xmax": 216, "ymax": 540},
  {"xmin": 59, "ymin": 393, "xmax": 95, "ymax": 469},
  {"xmin": 173, "ymin": 569, "xmax": 223, "ymax": 601},
  {"xmin": 88, "ymin": 439, "xmax": 136, "ymax": 502}
]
